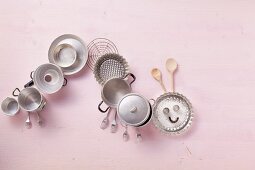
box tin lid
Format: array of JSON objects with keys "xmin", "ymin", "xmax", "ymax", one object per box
[{"xmin": 117, "ymin": 93, "xmax": 151, "ymax": 127}]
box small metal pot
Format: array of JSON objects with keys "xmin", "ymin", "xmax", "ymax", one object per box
[
  {"xmin": 117, "ymin": 93, "xmax": 153, "ymax": 127},
  {"xmin": 98, "ymin": 73, "xmax": 136, "ymax": 113},
  {"xmin": 13, "ymin": 87, "xmax": 46, "ymax": 112},
  {"xmin": 1, "ymin": 97, "xmax": 20, "ymax": 116}
]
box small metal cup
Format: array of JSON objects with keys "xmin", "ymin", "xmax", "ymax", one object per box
[
  {"xmin": 1, "ymin": 97, "xmax": 20, "ymax": 116},
  {"xmin": 16, "ymin": 87, "xmax": 46, "ymax": 112}
]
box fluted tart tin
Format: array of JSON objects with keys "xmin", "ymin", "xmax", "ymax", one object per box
[
  {"xmin": 93, "ymin": 53, "xmax": 129, "ymax": 85},
  {"xmin": 152, "ymin": 92, "xmax": 193, "ymax": 135}
]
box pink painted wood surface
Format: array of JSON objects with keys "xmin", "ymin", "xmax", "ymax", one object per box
[{"xmin": 1, "ymin": 0, "xmax": 255, "ymax": 169}]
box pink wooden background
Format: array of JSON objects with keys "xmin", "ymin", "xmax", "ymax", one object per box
[{"xmin": 1, "ymin": 0, "xmax": 255, "ymax": 169}]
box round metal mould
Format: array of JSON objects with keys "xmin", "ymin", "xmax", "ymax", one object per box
[
  {"xmin": 17, "ymin": 87, "xmax": 46, "ymax": 112},
  {"xmin": 117, "ymin": 93, "xmax": 152, "ymax": 127},
  {"xmin": 93, "ymin": 53, "xmax": 129, "ymax": 85},
  {"xmin": 52, "ymin": 44, "xmax": 77, "ymax": 68},
  {"xmin": 1, "ymin": 97, "xmax": 20, "ymax": 116},
  {"xmin": 33, "ymin": 63, "xmax": 64, "ymax": 94},
  {"xmin": 152, "ymin": 92, "xmax": 193, "ymax": 135},
  {"xmin": 48, "ymin": 34, "xmax": 88, "ymax": 75}
]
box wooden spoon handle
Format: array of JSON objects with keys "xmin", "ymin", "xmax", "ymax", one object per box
[
  {"xmin": 160, "ymin": 80, "xmax": 167, "ymax": 93},
  {"xmin": 169, "ymin": 72, "xmax": 174, "ymax": 92}
]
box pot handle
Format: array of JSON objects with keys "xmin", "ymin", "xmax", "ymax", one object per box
[
  {"xmin": 24, "ymin": 80, "xmax": 34, "ymax": 88},
  {"xmin": 24, "ymin": 71, "xmax": 34, "ymax": 88},
  {"xmin": 62, "ymin": 78, "xmax": 68, "ymax": 87},
  {"xmin": 149, "ymin": 99, "xmax": 155, "ymax": 106},
  {"xmin": 124, "ymin": 73, "xmax": 136, "ymax": 86},
  {"xmin": 98, "ymin": 101, "xmax": 110, "ymax": 113},
  {"xmin": 12, "ymin": 88, "xmax": 20, "ymax": 97},
  {"xmin": 30, "ymin": 71, "xmax": 34, "ymax": 79}
]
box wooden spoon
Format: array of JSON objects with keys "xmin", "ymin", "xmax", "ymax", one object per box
[
  {"xmin": 166, "ymin": 58, "xmax": 178, "ymax": 92},
  {"xmin": 151, "ymin": 68, "xmax": 167, "ymax": 93}
]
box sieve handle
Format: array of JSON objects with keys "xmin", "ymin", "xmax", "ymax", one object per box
[{"xmin": 98, "ymin": 101, "xmax": 110, "ymax": 113}]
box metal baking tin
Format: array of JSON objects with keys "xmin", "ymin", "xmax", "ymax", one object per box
[
  {"xmin": 48, "ymin": 34, "xmax": 88, "ymax": 75},
  {"xmin": 152, "ymin": 92, "xmax": 194, "ymax": 135}
]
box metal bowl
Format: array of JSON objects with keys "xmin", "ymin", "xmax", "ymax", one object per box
[{"xmin": 48, "ymin": 34, "xmax": 88, "ymax": 75}]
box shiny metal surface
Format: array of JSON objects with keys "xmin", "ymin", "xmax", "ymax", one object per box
[
  {"xmin": 33, "ymin": 63, "xmax": 64, "ymax": 94},
  {"xmin": 101, "ymin": 78, "xmax": 131, "ymax": 108},
  {"xmin": 25, "ymin": 112, "xmax": 32, "ymax": 129},
  {"xmin": 117, "ymin": 93, "xmax": 151, "ymax": 127},
  {"xmin": 94, "ymin": 53, "xmax": 129, "ymax": 85},
  {"xmin": 18, "ymin": 87, "xmax": 46, "ymax": 112},
  {"xmin": 1, "ymin": 97, "xmax": 19, "ymax": 116},
  {"xmin": 53, "ymin": 44, "xmax": 77, "ymax": 68},
  {"xmin": 152, "ymin": 92, "xmax": 193, "ymax": 135},
  {"xmin": 48, "ymin": 34, "xmax": 88, "ymax": 75}
]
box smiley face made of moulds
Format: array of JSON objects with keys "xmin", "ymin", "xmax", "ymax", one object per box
[{"xmin": 152, "ymin": 92, "xmax": 194, "ymax": 135}]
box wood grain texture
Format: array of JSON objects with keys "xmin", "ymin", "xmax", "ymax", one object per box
[{"xmin": 0, "ymin": 0, "xmax": 255, "ymax": 169}]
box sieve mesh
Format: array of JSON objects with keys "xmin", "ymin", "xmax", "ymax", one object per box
[{"xmin": 94, "ymin": 53, "xmax": 129, "ymax": 85}]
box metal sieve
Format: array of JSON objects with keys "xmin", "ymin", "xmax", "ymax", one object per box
[{"xmin": 93, "ymin": 53, "xmax": 129, "ymax": 85}]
